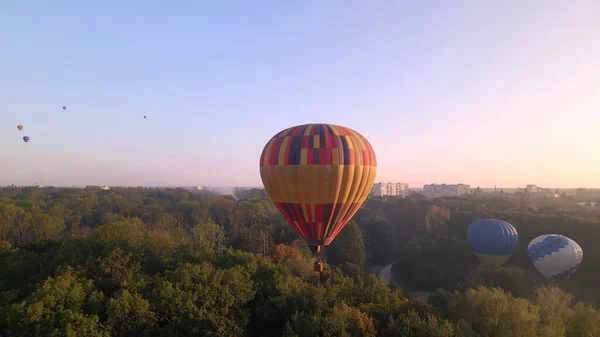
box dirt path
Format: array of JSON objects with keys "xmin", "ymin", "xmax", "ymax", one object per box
[{"xmin": 378, "ymin": 263, "xmax": 393, "ymax": 285}]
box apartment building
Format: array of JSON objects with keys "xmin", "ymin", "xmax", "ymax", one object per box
[
  {"xmin": 371, "ymin": 182, "xmax": 410, "ymax": 197},
  {"xmin": 423, "ymin": 183, "xmax": 471, "ymax": 198}
]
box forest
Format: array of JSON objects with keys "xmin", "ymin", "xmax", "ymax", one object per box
[{"xmin": 0, "ymin": 186, "xmax": 599, "ymax": 337}]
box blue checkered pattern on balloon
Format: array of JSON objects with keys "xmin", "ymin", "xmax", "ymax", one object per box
[{"xmin": 528, "ymin": 234, "xmax": 583, "ymax": 281}]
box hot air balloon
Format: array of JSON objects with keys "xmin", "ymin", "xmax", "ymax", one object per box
[
  {"xmin": 528, "ymin": 234, "xmax": 583, "ymax": 280},
  {"xmin": 260, "ymin": 123, "xmax": 377, "ymax": 271},
  {"xmin": 62, "ymin": 106, "xmax": 67, "ymax": 111},
  {"xmin": 143, "ymin": 115, "xmax": 147, "ymax": 119},
  {"xmin": 467, "ymin": 218, "xmax": 518, "ymax": 266},
  {"xmin": 23, "ymin": 136, "xmax": 30, "ymax": 143},
  {"xmin": 17, "ymin": 125, "xmax": 23, "ymax": 131}
]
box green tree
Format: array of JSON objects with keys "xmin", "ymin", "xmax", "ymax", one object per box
[
  {"xmin": 92, "ymin": 248, "xmax": 142, "ymax": 294},
  {"xmin": 461, "ymin": 266, "xmax": 532, "ymax": 298},
  {"xmin": 448, "ymin": 287, "xmax": 540, "ymax": 337},
  {"xmin": 234, "ymin": 225, "xmax": 269, "ymax": 254},
  {"xmin": 287, "ymin": 302, "xmax": 377, "ymax": 337},
  {"xmin": 69, "ymin": 195, "xmax": 101, "ymax": 227},
  {"xmin": 94, "ymin": 218, "xmax": 144, "ymax": 245},
  {"xmin": 2, "ymin": 186, "xmax": 600, "ymax": 337},
  {"xmin": 106, "ymin": 290, "xmax": 156, "ymax": 336},
  {"xmin": 531, "ymin": 286, "xmax": 574, "ymax": 337},
  {"xmin": 358, "ymin": 215, "xmax": 397, "ymax": 265},
  {"xmin": 48, "ymin": 202, "xmax": 82, "ymax": 234},
  {"xmin": 190, "ymin": 220, "xmax": 225, "ymax": 249},
  {"xmin": 326, "ymin": 221, "xmax": 366, "ymax": 267},
  {"xmin": 152, "ymin": 213, "xmax": 183, "ymax": 231},
  {"xmin": 338, "ymin": 263, "xmax": 365, "ymax": 279},
  {"xmin": 0, "ymin": 247, "xmax": 41, "ymax": 295},
  {"xmin": 8, "ymin": 212, "xmax": 65, "ymax": 247},
  {"xmin": 2, "ymin": 267, "xmax": 108, "ymax": 337},
  {"xmin": 324, "ymin": 302, "xmax": 377, "ymax": 337},
  {"xmin": 393, "ymin": 236, "xmax": 474, "ymax": 291},
  {"xmin": 566, "ymin": 302, "xmax": 600, "ymax": 337},
  {"xmin": 149, "ymin": 262, "xmax": 255, "ymax": 337},
  {"xmin": 177, "ymin": 200, "xmax": 211, "ymax": 226},
  {"xmin": 0, "ymin": 203, "xmax": 28, "ymax": 242},
  {"xmin": 383, "ymin": 310, "xmax": 456, "ymax": 337},
  {"xmin": 424, "ymin": 205, "xmax": 451, "ymax": 232}
]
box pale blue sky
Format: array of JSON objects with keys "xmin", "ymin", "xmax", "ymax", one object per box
[{"xmin": 1, "ymin": 1, "xmax": 599, "ymax": 188}]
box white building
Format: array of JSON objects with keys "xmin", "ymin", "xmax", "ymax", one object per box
[
  {"xmin": 371, "ymin": 182, "xmax": 409, "ymax": 197},
  {"xmin": 526, "ymin": 185, "xmax": 538, "ymax": 193},
  {"xmin": 396, "ymin": 183, "xmax": 409, "ymax": 196},
  {"xmin": 423, "ymin": 184, "xmax": 470, "ymax": 198}
]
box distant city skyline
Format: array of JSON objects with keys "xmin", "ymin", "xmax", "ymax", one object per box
[
  {"xmin": 1, "ymin": 1, "xmax": 599, "ymax": 188},
  {"xmin": 1, "ymin": 183, "xmax": 592, "ymax": 192}
]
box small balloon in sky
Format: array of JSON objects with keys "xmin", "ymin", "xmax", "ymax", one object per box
[
  {"xmin": 17, "ymin": 125, "xmax": 23, "ymax": 131},
  {"xmin": 62, "ymin": 106, "xmax": 67, "ymax": 111},
  {"xmin": 23, "ymin": 136, "xmax": 30, "ymax": 143}
]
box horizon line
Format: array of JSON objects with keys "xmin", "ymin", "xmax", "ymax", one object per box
[{"xmin": 1, "ymin": 184, "xmax": 599, "ymax": 190}]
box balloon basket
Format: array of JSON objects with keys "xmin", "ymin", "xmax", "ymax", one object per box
[{"xmin": 313, "ymin": 259, "xmax": 323, "ymax": 272}]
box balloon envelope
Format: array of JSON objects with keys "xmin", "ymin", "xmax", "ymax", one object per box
[
  {"xmin": 17, "ymin": 125, "xmax": 23, "ymax": 131},
  {"xmin": 62, "ymin": 106, "xmax": 67, "ymax": 110},
  {"xmin": 467, "ymin": 218, "xmax": 518, "ymax": 266},
  {"xmin": 23, "ymin": 136, "xmax": 30, "ymax": 143},
  {"xmin": 528, "ymin": 234, "xmax": 583, "ymax": 280},
  {"xmin": 259, "ymin": 123, "xmax": 377, "ymax": 253}
]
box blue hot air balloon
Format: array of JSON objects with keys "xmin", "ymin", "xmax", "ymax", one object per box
[
  {"xmin": 467, "ymin": 218, "xmax": 518, "ymax": 266},
  {"xmin": 528, "ymin": 234, "xmax": 583, "ymax": 280}
]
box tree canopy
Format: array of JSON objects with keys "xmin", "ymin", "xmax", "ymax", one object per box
[{"xmin": 0, "ymin": 186, "xmax": 598, "ymax": 336}]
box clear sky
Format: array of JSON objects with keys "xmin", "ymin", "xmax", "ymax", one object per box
[{"xmin": 1, "ymin": 1, "xmax": 599, "ymax": 188}]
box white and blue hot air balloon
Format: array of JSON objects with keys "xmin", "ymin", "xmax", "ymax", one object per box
[
  {"xmin": 467, "ymin": 219, "xmax": 519, "ymax": 266},
  {"xmin": 528, "ymin": 234, "xmax": 583, "ymax": 280}
]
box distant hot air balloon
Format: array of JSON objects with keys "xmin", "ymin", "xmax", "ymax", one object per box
[
  {"xmin": 17, "ymin": 125, "xmax": 23, "ymax": 131},
  {"xmin": 143, "ymin": 115, "xmax": 147, "ymax": 119},
  {"xmin": 528, "ymin": 234, "xmax": 583, "ymax": 280},
  {"xmin": 259, "ymin": 123, "xmax": 377, "ymax": 271},
  {"xmin": 467, "ymin": 218, "xmax": 518, "ymax": 266},
  {"xmin": 23, "ymin": 136, "xmax": 30, "ymax": 143},
  {"xmin": 62, "ymin": 106, "xmax": 67, "ymax": 111}
]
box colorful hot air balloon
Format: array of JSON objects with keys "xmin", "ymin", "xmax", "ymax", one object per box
[
  {"xmin": 528, "ymin": 234, "xmax": 583, "ymax": 280},
  {"xmin": 62, "ymin": 106, "xmax": 67, "ymax": 110},
  {"xmin": 467, "ymin": 218, "xmax": 518, "ymax": 266},
  {"xmin": 259, "ymin": 123, "xmax": 377, "ymax": 270},
  {"xmin": 23, "ymin": 136, "xmax": 30, "ymax": 143},
  {"xmin": 17, "ymin": 125, "xmax": 23, "ymax": 131}
]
